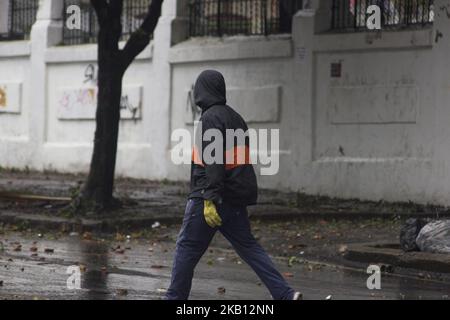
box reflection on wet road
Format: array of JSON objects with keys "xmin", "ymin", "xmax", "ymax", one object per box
[{"xmin": 0, "ymin": 234, "xmax": 449, "ymax": 300}]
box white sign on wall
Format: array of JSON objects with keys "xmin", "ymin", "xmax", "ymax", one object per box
[
  {"xmin": 0, "ymin": 82, "xmax": 22, "ymax": 114},
  {"xmin": 57, "ymin": 85, "xmax": 142, "ymax": 120},
  {"xmin": 184, "ymin": 85, "xmax": 281, "ymax": 125}
]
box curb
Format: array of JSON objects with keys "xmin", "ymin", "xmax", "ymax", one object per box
[
  {"xmin": 344, "ymin": 242, "xmax": 450, "ymax": 274},
  {"xmin": 2, "ymin": 208, "xmax": 450, "ymax": 233},
  {"xmin": 0, "ymin": 211, "xmax": 183, "ymax": 233}
]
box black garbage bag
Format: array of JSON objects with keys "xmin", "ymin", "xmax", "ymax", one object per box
[
  {"xmin": 400, "ymin": 218, "xmax": 428, "ymax": 252},
  {"xmin": 416, "ymin": 220, "xmax": 450, "ymax": 254}
]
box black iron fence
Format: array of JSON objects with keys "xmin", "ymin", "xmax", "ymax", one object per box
[
  {"xmin": 62, "ymin": 0, "xmax": 152, "ymax": 45},
  {"xmin": 189, "ymin": 0, "xmax": 303, "ymax": 37},
  {"xmin": 0, "ymin": 0, "xmax": 39, "ymax": 41},
  {"xmin": 331, "ymin": 0, "xmax": 434, "ymax": 31}
]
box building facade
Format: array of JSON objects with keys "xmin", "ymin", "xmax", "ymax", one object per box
[{"xmin": 1, "ymin": 0, "xmax": 449, "ymax": 205}]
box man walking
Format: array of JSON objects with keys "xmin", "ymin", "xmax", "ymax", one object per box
[{"xmin": 166, "ymin": 70, "xmax": 301, "ymax": 300}]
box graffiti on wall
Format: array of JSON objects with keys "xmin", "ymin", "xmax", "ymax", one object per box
[
  {"xmin": 0, "ymin": 87, "xmax": 6, "ymax": 107},
  {"xmin": 57, "ymin": 64, "xmax": 142, "ymax": 120},
  {"xmin": 184, "ymin": 84, "xmax": 201, "ymax": 125},
  {"xmin": 0, "ymin": 83, "xmax": 22, "ymax": 114},
  {"xmin": 57, "ymin": 85, "xmax": 142, "ymax": 120},
  {"xmin": 120, "ymin": 94, "xmax": 140, "ymax": 120},
  {"xmin": 84, "ymin": 64, "xmax": 98, "ymax": 84}
]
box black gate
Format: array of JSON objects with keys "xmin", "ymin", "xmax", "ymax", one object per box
[
  {"xmin": 0, "ymin": 0, "xmax": 39, "ymax": 41},
  {"xmin": 331, "ymin": 0, "xmax": 434, "ymax": 31},
  {"xmin": 62, "ymin": 0, "xmax": 153, "ymax": 45},
  {"xmin": 189, "ymin": 0, "xmax": 303, "ymax": 37}
]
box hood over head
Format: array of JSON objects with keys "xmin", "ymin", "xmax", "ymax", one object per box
[{"xmin": 194, "ymin": 70, "xmax": 227, "ymax": 111}]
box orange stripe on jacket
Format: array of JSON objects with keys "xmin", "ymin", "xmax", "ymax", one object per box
[
  {"xmin": 225, "ymin": 145, "xmax": 251, "ymax": 170},
  {"xmin": 192, "ymin": 145, "xmax": 251, "ymax": 170},
  {"xmin": 192, "ymin": 146, "xmax": 205, "ymax": 167}
]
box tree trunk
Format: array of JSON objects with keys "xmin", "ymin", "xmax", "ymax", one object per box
[
  {"xmin": 73, "ymin": 0, "xmax": 163, "ymax": 213},
  {"xmin": 81, "ymin": 61, "xmax": 123, "ymax": 210}
]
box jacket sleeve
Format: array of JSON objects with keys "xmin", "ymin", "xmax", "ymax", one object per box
[{"xmin": 200, "ymin": 116, "xmax": 225, "ymax": 205}]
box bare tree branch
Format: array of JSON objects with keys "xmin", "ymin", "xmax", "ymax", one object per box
[
  {"xmin": 107, "ymin": 0, "xmax": 124, "ymax": 46},
  {"xmin": 120, "ymin": 0, "xmax": 164, "ymax": 71},
  {"xmin": 90, "ymin": 0, "xmax": 108, "ymax": 25},
  {"xmin": 108, "ymin": 0, "xmax": 124, "ymax": 21}
]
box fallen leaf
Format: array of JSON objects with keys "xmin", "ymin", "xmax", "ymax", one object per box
[
  {"xmin": 44, "ymin": 248, "xmax": 54, "ymax": 254},
  {"xmin": 151, "ymin": 265, "xmax": 167, "ymax": 269},
  {"xmin": 116, "ymin": 289, "xmax": 128, "ymax": 296},
  {"xmin": 283, "ymin": 272, "xmax": 294, "ymax": 278},
  {"xmin": 217, "ymin": 287, "xmax": 226, "ymax": 295},
  {"xmin": 30, "ymin": 246, "xmax": 38, "ymax": 252},
  {"xmin": 13, "ymin": 245, "xmax": 22, "ymax": 252},
  {"xmin": 82, "ymin": 232, "xmax": 93, "ymax": 240},
  {"xmin": 115, "ymin": 233, "xmax": 125, "ymax": 242},
  {"xmin": 338, "ymin": 245, "xmax": 348, "ymax": 254},
  {"xmin": 288, "ymin": 256, "xmax": 298, "ymax": 267}
]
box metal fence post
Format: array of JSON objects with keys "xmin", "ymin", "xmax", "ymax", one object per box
[
  {"xmin": 331, "ymin": 0, "xmax": 336, "ymax": 29},
  {"xmin": 217, "ymin": 0, "xmax": 222, "ymax": 36},
  {"xmin": 263, "ymin": 0, "xmax": 267, "ymax": 35},
  {"xmin": 9, "ymin": 0, "xmax": 14, "ymax": 39}
]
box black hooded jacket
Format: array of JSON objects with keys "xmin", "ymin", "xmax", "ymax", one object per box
[{"xmin": 189, "ymin": 70, "xmax": 258, "ymax": 206}]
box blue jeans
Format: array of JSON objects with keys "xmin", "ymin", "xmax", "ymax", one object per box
[{"xmin": 166, "ymin": 198, "xmax": 295, "ymax": 300}]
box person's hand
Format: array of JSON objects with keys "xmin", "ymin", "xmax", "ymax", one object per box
[{"xmin": 203, "ymin": 200, "xmax": 222, "ymax": 228}]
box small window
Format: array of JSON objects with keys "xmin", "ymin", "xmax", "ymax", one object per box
[
  {"xmin": 0, "ymin": 0, "xmax": 39, "ymax": 41},
  {"xmin": 62, "ymin": 0, "xmax": 153, "ymax": 46}
]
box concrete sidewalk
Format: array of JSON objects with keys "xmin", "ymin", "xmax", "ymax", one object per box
[{"xmin": 1, "ymin": 171, "xmax": 450, "ymax": 232}]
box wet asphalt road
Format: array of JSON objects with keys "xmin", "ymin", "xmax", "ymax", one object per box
[{"xmin": 0, "ymin": 233, "xmax": 449, "ymax": 300}]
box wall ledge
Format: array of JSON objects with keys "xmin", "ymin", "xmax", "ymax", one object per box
[
  {"xmin": 44, "ymin": 41, "xmax": 153, "ymax": 64},
  {"xmin": 0, "ymin": 41, "xmax": 31, "ymax": 58},
  {"xmin": 168, "ymin": 35, "xmax": 293, "ymax": 64},
  {"xmin": 314, "ymin": 28, "xmax": 434, "ymax": 52},
  {"xmin": 314, "ymin": 157, "xmax": 432, "ymax": 164}
]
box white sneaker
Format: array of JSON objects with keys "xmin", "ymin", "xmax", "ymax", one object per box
[{"xmin": 293, "ymin": 292, "xmax": 303, "ymax": 300}]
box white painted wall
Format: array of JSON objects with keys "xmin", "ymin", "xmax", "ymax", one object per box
[{"xmin": 1, "ymin": 0, "xmax": 450, "ymax": 206}]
